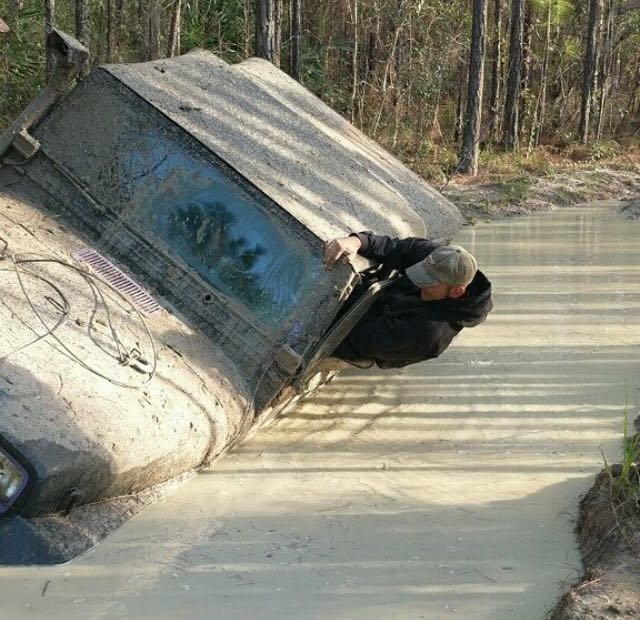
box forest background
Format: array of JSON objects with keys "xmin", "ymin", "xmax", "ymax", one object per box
[{"xmin": 0, "ymin": 0, "xmax": 639, "ymax": 183}]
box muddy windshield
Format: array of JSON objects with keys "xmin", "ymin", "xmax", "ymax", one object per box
[
  {"xmin": 118, "ymin": 141, "xmax": 318, "ymax": 328},
  {"xmin": 32, "ymin": 77, "xmax": 320, "ymax": 330}
]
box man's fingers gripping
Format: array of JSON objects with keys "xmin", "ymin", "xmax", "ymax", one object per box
[{"xmin": 323, "ymin": 240, "xmax": 347, "ymax": 270}]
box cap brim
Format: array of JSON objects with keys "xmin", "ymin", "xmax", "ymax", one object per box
[{"xmin": 406, "ymin": 262, "xmax": 440, "ymax": 287}]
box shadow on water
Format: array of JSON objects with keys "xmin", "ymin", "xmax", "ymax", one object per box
[
  {"xmin": 225, "ymin": 341, "xmax": 636, "ymax": 463},
  {"xmin": 0, "ymin": 475, "xmax": 588, "ymax": 620},
  {"xmin": 134, "ymin": 479, "xmax": 586, "ymax": 620}
]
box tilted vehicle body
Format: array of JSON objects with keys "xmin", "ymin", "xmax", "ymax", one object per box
[{"xmin": 0, "ymin": 30, "xmax": 463, "ymax": 564}]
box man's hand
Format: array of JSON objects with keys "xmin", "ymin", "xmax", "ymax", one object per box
[{"xmin": 323, "ymin": 236, "xmax": 362, "ymax": 270}]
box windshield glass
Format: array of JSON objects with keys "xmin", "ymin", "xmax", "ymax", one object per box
[{"xmin": 118, "ymin": 137, "xmax": 318, "ymax": 327}]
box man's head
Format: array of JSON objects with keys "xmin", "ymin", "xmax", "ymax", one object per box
[
  {"xmin": 0, "ymin": 19, "xmax": 9, "ymax": 34},
  {"xmin": 406, "ymin": 244, "xmax": 477, "ymax": 301}
]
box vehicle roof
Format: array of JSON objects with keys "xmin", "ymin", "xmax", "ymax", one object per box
[{"xmin": 104, "ymin": 51, "xmax": 463, "ymax": 242}]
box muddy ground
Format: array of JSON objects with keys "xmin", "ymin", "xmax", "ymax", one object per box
[
  {"xmin": 442, "ymin": 167, "xmax": 640, "ymax": 224},
  {"xmin": 550, "ymin": 455, "xmax": 640, "ymax": 619},
  {"xmin": 445, "ymin": 168, "xmax": 640, "ymax": 620},
  {"xmin": 621, "ymin": 198, "xmax": 640, "ymax": 220}
]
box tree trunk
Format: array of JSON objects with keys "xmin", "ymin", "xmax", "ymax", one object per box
[
  {"xmin": 147, "ymin": 0, "xmax": 161, "ymax": 60},
  {"xmin": 359, "ymin": 9, "xmax": 380, "ymax": 128},
  {"xmin": 502, "ymin": 0, "xmax": 524, "ymax": 150},
  {"xmin": 45, "ymin": 0, "xmax": 56, "ymax": 80},
  {"xmin": 591, "ymin": 1, "xmax": 605, "ymax": 122},
  {"xmin": 459, "ymin": 0, "xmax": 488, "ymax": 175},
  {"xmin": 532, "ymin": 0, "xmax": 551, "ymax": 147},
  {"xmin": 579, "ymin": 0, "xmax": 603, "ymax": 144},
  {"xmin": 274, "ymin": 0, "xmax": 282, "ymax": 66},
  {"xmin": 488, "ymin": 0, "xmax": 502, "ymax": 143},
  {"xmin": 167, "ymin": 0, "xmax": 182, "ymax": 57},
  {"xmin": 240, "ymin": 0, "xmax": 253, "ymax": 58},
  {"xmin": 370, "ymin": 0, "xmax": 405, "ymax": 135},
  {"xmin": 350, "ymin": 0, "xmax": 359, "ymax": 122},
  {"xmin": 519, "ymin": 1, "xmax": 534, "ymax": 131},
  {"xmin": 289, "ymin": 0, "xmax": 302, "ymax": 82},
  {"xmin": 75, "ymin": 0, "xmax": 90, "ymax": 78},
  {"xmin": 113, "ymin": 0, "xmax": 125, "ymax": 57},
  {"xmin": 596, "ymin": 0, "xmax": 615, "ymax": 141},
  {"xmin": 454, "ymin": 56, "xmax": 466, "ymax": 143},
  {"xmin": 256, "ymin": 0, "xmax": 281, "ymax": 66},
  {"xmin": 106, "ymin": 0, "xmax": 115, "ymax": 61}
]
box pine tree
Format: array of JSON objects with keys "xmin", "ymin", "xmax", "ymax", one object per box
[
  {"xmin": 503, "ymin": 0, "xmax": 525, "ymax": 150},
  {"xmin": 459, "ymin": 0, "xmax": 488, "ymax": 174}
]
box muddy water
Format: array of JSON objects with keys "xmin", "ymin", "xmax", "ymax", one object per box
[{"xmin": 2, "ymin": 202, "xmax": 639, "ymax": 619}]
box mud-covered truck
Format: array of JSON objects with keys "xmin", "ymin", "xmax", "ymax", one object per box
[{"xmin": 0, "ymin": 29, "xmax": 463, "ymax": 564}]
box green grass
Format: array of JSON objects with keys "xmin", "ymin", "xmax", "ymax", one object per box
[
  {"xmin": 500, "ymin": 175, "xmax": 533, "ymax": 204},
  {"xmin": 615, "ymin": 396, "xmax": 640, "ymax": 495},
  {"xmin": 602, "ymin": 389, "xmax": 640, "ymax": 515}
]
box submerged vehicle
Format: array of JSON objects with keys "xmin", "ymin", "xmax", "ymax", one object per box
[{"xmin": 0, "ymin": 30, "xmax": 463, "ymax": 564}]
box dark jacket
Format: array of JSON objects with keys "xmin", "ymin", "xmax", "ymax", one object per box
[{"xmin": 333, "ymin": 232, "xmax": 493, "ymax": 368}]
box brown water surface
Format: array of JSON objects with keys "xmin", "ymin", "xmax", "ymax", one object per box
[{"xmin": 1, "ymin": 202, "xmax": 639, "ymax": 619}]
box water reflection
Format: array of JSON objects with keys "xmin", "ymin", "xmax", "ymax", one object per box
[{"xmin": 167, "ymin": 200, "xmax": 268, "ymax": 306}]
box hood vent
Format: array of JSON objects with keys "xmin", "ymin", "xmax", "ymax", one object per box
[{"xmin": 72, "ymin": 248, "xmax": 161, "ymax": 315}]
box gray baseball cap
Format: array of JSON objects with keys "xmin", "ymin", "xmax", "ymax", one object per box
[{"xmin": 406, "ymin": 244, "xmax": 477, "ymax": 287}]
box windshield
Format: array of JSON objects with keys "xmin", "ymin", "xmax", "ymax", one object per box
[
  {"xmin": 118, "ymin": 137, "xmax": 318, "ymax": 327},
  {"xmin": 34, "ymin": 76, "xmax": 320, "ymax": 330}
]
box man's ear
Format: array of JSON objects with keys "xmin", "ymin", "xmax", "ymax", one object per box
[{"xmin": 449, "ymin": 286, "xmax": 466, "ymax": 299}]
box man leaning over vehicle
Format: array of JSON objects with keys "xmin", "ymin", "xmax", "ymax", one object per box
[{"xmin": 323, "ymin": 232, "xmax": 493, "ymax": 369}]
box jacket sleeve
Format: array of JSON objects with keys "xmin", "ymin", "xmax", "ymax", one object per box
[{"xmin": 352, "ymin": 231, "xmax": 440, "ymax": 273}]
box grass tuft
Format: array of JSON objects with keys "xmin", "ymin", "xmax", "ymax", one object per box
[{"xmin": 604, "ymin": 387, "xmax": 640, "ymax": 522}]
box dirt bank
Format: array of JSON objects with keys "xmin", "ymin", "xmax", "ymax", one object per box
[
  {"xmin": 550, "ymin": 445, "xmax": 640, "ymax": 620},
  {"xmin": 442, "ymin": 168, "xmax": 640, "ymax": 223}
]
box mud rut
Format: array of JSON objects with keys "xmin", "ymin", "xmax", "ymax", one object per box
[{"xmin": 0, "ymin": 201, "xmax": 639, "ymax": 620}]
